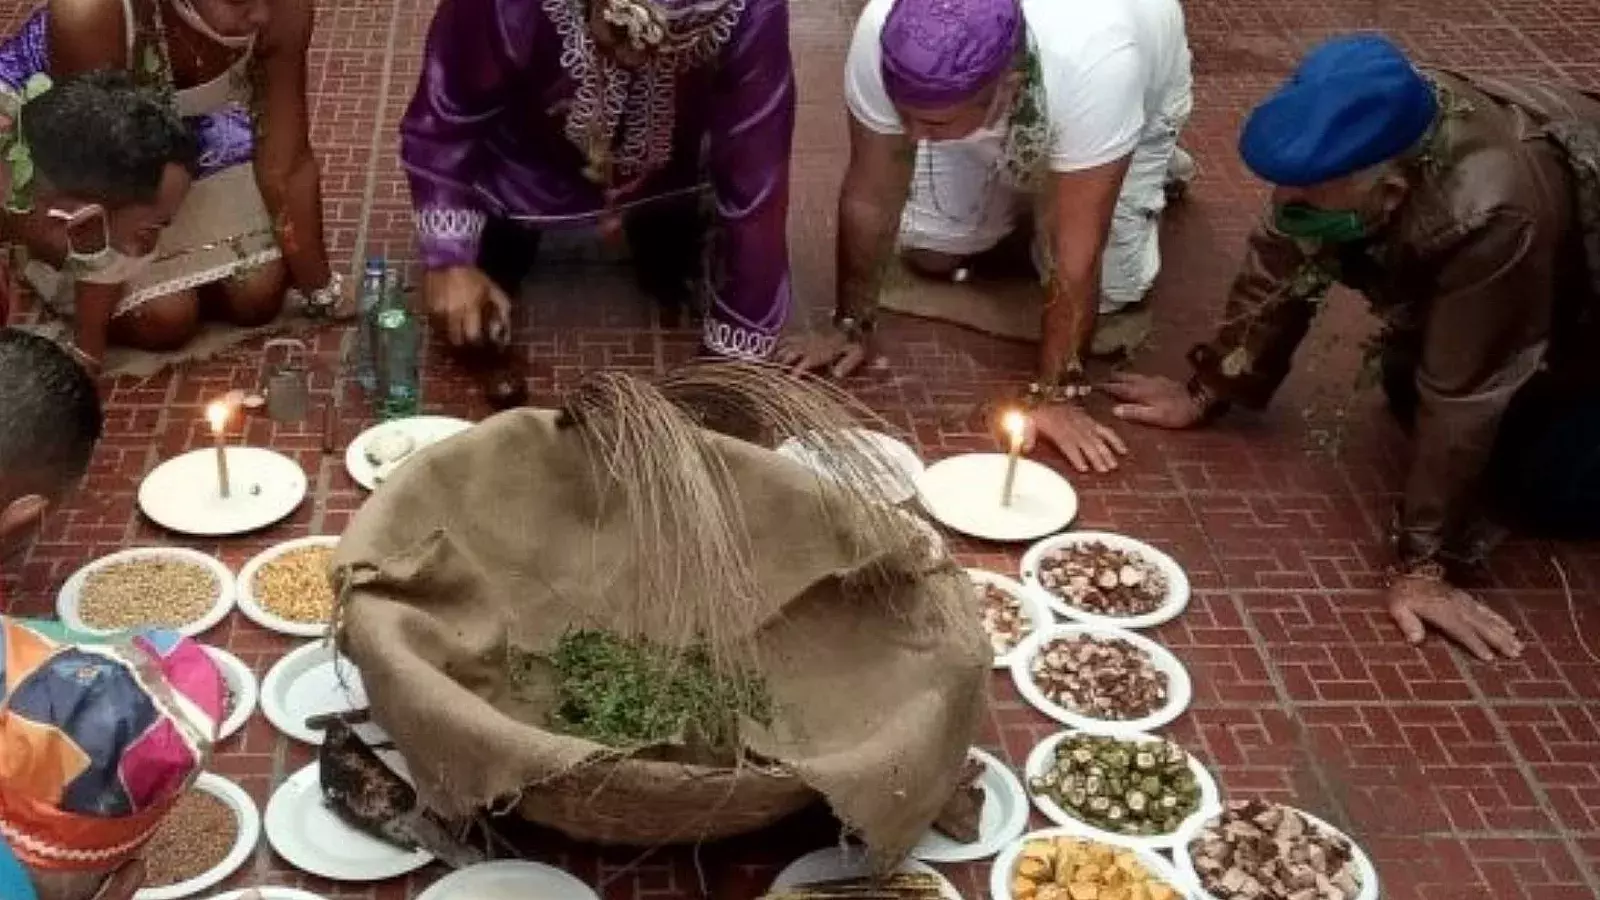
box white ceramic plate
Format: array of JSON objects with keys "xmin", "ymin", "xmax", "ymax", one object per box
[
  {"xmin": 206, "ymin": 883, "xmax": 331, "ymax": 890},
  {"xmin": 916, "ymin": 454, "xmax": 1078, "ymax": 543},
  {"xmin": 135, "ymin": 774, "xmax": 261, "ymax": 900},
  {"xmin": 416, "ymin": 860, "xmax": 601, "ymax": 900},
  {"xmin": 259, "ymin": 641, "xmax": 387, "ymax": 746},
  {"xmin": 988, "ymin": 827, "xmax": 1189, "ymax": 900},
  {"xmin": 1174, "ymin": 803, "xmax": 1379, "ymax": 900},
  {"xmin": 264, "ymin": 761, "xmax": 433, "ymax": 881},
  {"xmin": 777, "ymin": 428, "xmax": 925, "ymax": 505},
  {"xmin": 1023, "ymin": 729, "xmax": 1221, "ymax": 851},
  {"xmin": 139, "ymin": 448, "xmax": 309, "ymax": 537},
  {"xmin": 1010, "ymin": 623, "xmax": 1193, "ymax": 736},
  {"xmin": 1021, "ymin": 531, "xmax": 1191, "ymax": 630},
  {"xmin": 910, "ymin": 747, "xmax": 1030, "ymax": 863},
  {"xmin": 967, "ymin": 569, "xmax": 1055, "ymax": 670},
  {"xmin": 346, "ymin": 416, "xmax": 474, "ymax": 491},
  {"xmin": 235, "ymin": 536, "xmax": 341, "ymax": 638},
  {"xmin": 57, "ymin": 547, "xmax": 235, "ymax": 637},
  {"xmin": 202, "ymin": 646, "xmax": 258, "ymax": 743},
  {"xmin": 772, "ymin": 847, "xmax": 961, "ymax": 900}
]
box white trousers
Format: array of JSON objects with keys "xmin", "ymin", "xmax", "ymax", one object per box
[{"xmin": 900, "ymin": 90, "xmax": 1193, "ymax": 313}]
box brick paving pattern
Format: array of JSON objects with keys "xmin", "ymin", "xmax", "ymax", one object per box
[{"xmin": 1, "ymin": 0, "xmax": 1598, "ymax": 899}]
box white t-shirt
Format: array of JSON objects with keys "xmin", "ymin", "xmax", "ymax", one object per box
[{"xmin": 844, "ymin": 0, "xmax": 1192, "ymax": 172}]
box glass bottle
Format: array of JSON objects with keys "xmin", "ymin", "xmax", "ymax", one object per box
[
  {"xmin": 354, "ymin": 257, "xmax": 385, "ymax": 391},
  {"xmin": 374, "ymin": 266, "xmax": 420, "ymax": 420}
]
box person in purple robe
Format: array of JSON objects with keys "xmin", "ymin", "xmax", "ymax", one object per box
[{"xmin": 401, "ymin": 0, "xmax": 796, "ymax": 401}]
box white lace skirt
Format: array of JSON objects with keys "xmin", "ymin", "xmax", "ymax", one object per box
[{"xmin": 28, "ymin": 163, "xmax": 282, "ymax": 317}]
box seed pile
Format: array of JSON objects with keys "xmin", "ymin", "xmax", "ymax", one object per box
[
  {"xmin": 139, "ymin": 791, "xmax": 237, "ymax": 887},
  {"xmin": 1011, "ymin": 836, "xmax": 1179, "ymax": 900},
  {"xmin": 1037, "ymin": 543, "xmax": 1167, "ymax": 618},
  {"xmin": 1030, "ymin": 734, "xmax": 1200, "ymax": 836},
  {"xmin": 254, "ymin": 545, "xmax": 336, "ymax": 624},
  {"xmin": 1188, "ymin": 800, "xmax": 1362, "ymax": 900},
  {"xmin": 1031, "ymin": 636, "xmax": 1168, "ymax": 721},
  {"xmin": 975, "ymin": 579, "xmax": 1031, "ymax": 656},
  {"xmin": 79, "ymin": 559, "xmax": 217, "ymax": 631}
]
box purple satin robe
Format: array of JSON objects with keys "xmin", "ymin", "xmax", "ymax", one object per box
[{"xmin": 400, "ymin": 0, "xmax": 797, "ymax": 360}]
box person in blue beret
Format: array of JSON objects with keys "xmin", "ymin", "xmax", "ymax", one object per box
[{"xmin": 1101, "ymin": 34, "xmax": 1600, "ymax": 661}]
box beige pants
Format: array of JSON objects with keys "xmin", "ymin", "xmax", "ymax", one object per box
[{"xmin": 900, "ymin": 91, "xmax": 1193, "ymax": 313}]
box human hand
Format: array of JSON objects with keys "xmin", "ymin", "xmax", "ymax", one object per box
[
  {"xmin": 423, "ymin": 266, "xmax": 512, "ymax": 348},
  {"xmin": 776, "ymin": 327, "xmax": 873, "ymax": 378},
  {"xmin": 1102, "ymin": 373, "xmax": 1207, "ymax": 429},
  {"xmin": 1023, "ymin": 402, "xmax": 1128, "ymax": 474},
  {"xmin": 1387, "ymin": 574, "xmax": 1523, "ymax": 661}
]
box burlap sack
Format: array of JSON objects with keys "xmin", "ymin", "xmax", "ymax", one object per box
[{"xmin": 333, "ymin": 392, "xmax": 989, "ymax": 867}]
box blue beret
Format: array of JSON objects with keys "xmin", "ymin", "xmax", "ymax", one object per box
[{"xmin": 1240, "ymin": 34, "xmax": 1438, "ymax": 187}]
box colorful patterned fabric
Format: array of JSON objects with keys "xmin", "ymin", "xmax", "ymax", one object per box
[
  {"xmin": 0, "ymin": 617, "xmax": 221, "ymax": 873},
  {"xmin": 0, "ymin": 9, "xmax": 253, "ymax": 178}
]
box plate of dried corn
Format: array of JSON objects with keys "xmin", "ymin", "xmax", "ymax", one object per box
[
  {"xmin": 57, "ymin": 547, "xmax": 236, "ymax": 637},
  {"xmin": 236, "ymin": 536, "xmax": 340, "ymax": 638},
  {"xmin": 989, "ymin": 829, "xmax": 1187, "ymax": 900}
]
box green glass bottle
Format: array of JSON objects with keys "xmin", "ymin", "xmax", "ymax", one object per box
[{"xmin": 374, "ymin": 266, "xmax": 420, "ymax": 420}]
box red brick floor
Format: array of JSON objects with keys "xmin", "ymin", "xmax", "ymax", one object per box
[{"xmin": 2, "ymin": 1, "xmax": 1599, "ymax": 899}]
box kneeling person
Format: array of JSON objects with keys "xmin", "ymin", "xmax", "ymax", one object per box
[
  {"xmin": 1106, "ymin": 35, "xmax": 1600, "ymax": 659},
  {"xmin": 786, "ymin": 0, "xmax": 1193, "ymax": 469},
  {"xmin": 0, "ymin": 70, "xmax": 196, "ymax": 367}
]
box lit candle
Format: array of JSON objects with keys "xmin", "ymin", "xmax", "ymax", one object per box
[
  {"xmin": 206, "ymin": 400, "xmax": 232, "ymax": 499},
  {"xmin": 1001, "ymin": 409, "xmax": 1027, "ymax": 507}
]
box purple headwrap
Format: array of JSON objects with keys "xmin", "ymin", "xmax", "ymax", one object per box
[{"xmin": 880, "ymin": 0, "xmax": 1024, "ymax": 110}]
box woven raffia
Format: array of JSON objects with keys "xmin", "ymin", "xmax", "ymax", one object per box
[{"xmin": 333, "ymin": 364, "xmax": 989, "ymax": 866}]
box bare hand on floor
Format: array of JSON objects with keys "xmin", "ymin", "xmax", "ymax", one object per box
[
  {"xmin": 1102, "ymin": 373, "xmax": 1207, "ymax": 429},
  {"xmin": 777, "ymin": 330, "xmax": 872, "ymax": 378},
  {"xmin": 1387, "ymin": 575, "xmax": 1524, "ymax": 661},
  {"xmin": 1024, "ymin": 402, "xmax": 1129, "ymax": 474}
]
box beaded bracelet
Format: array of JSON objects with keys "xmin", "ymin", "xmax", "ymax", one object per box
[{"xmin": 832, "ymin": 309, "xmax": 877, "ymax": 343}]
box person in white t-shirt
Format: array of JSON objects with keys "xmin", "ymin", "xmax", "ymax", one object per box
[{"xmin": 780, "ymin": 0, "xmax": 1193, "ymax": 473}]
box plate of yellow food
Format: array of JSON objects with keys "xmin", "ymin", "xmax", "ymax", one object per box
[{"xmin": 989, "ymin": 829, "xmax": 1188, "ymax": 900}]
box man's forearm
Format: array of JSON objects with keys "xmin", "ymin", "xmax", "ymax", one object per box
[
  {"xmin": 1039, "ymin": 265, "xmax": 1099, "ymax": 382},
  {"xmin": 835, "ymin": 196, "xmax": 899, "ymax": 321}
]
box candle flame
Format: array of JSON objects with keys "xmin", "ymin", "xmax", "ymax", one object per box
[
  {"xmin": 205, "ymin": 401, "xmax": 230, "ymax": 434},
  {"xmin": 1003, "ymin": 409, "xmax": 1028, "ymax": 449}
]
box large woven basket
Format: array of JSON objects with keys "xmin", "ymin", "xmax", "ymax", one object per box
[{"xmin": 514, "ymin": 755, "xmax": 814, "ymax": 843}]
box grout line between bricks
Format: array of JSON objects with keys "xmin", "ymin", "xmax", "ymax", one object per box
[
  {"xmin": 1172, "ymin": 484, "xmax": 1350, "ymax": 825},
  {"xmin": 1176, "ymin": 478, "xmax": 1600, "ymax": 887},
  {"xmin": 1478, "ymin": 0, "xmax": 1566, "ymax": 77},
  {"xmin": 124, "ymin": 375, "xmax": 183, "ymax": 546},
  {"xmin": 336, "ymin": 0, "xmax": 406, "ymax": 413},
  {"xmin": 1449, "ymin": 648, "xmax": 1600, "ymax": 892}
]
